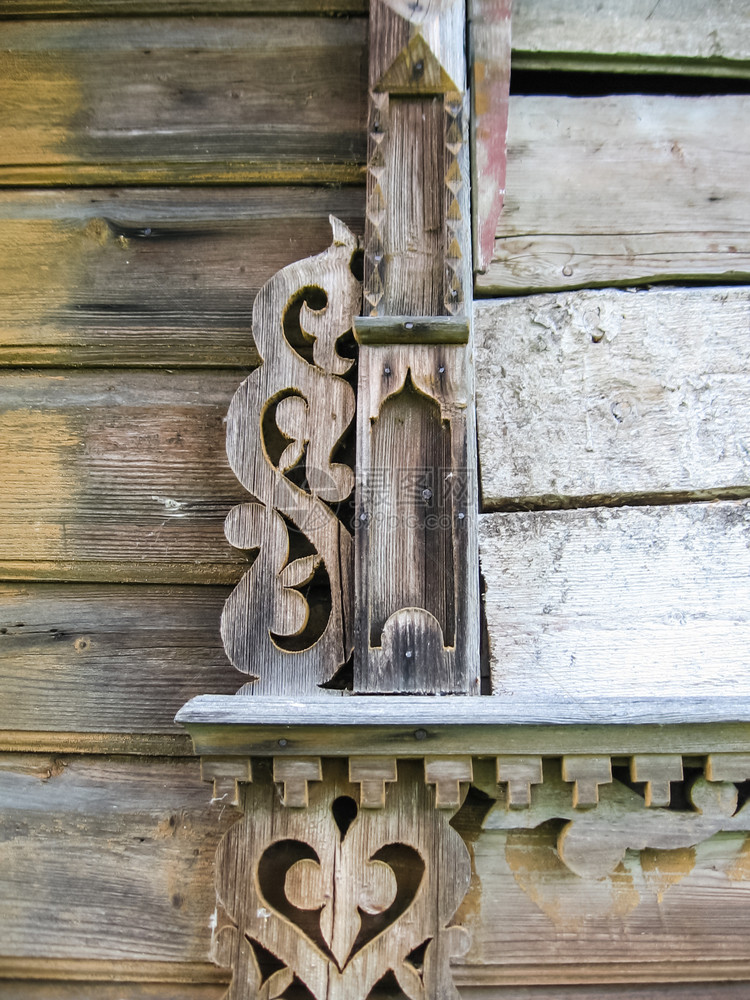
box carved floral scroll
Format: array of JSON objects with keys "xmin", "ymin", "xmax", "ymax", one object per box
[{"xmin": 220, "ymin": 218, "xmax": 361, "ymax": 695}]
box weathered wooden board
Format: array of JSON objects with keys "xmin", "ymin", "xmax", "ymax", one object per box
[
  {"xmin": 5, "ymin": 1, "xmax": 363, "ymax": 12},
  {"xmin": 0, "ymin": 18, "xmax": 366, "ymax": 186},
  {"xmin": 2, "ymin": 755, "xmax": 750, "ymax": 987},
  {"xmin": 0, "ymin": 985, "xmax": 747, "ymax": 1000},
  {"xmin": 0, "ymin": 188, "xmax": 363, "ymax": 368},
  {"xmin": 0, "ymin": 370, "xmax": 249, "ymax": 583},
  {"xmin": 479, "ymin": 501, "xmax": 750, "ymax": 702},
  {"xmin": 474, "ymin": 287, "xmax": 750, "ymax": 508},
  {"xmin": 0, "ymin": 755, "xmax": 236, "ymax": 963},
  {"xmin": 477, "ymin": 96, "xmax": 750, "ymax": 294},
  {"xmin": 0, "ymin": 584, "xmax": 241, "ymax": 734},
  {"xmin": 512, "ymin": 0, "xmax": 750, "ymax": 77}
]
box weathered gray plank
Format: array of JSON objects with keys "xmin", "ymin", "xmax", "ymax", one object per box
[
  {"xmin": 477, "ymin": 96, "xmax": 750, "ymax": 294},
  {"xmin": 0, "ymin": 18, "xmax": 366, "ymax": 186},
  {"xmin": 0, "ymin": 755, "xmax": 236, "ymax": 963},
  {"xmin": 474, "ymin": 287, "xmax": 750, "ymax": 508},
  {"xmin": 479, "ymin": 501, "xmax": 750, "ymax": 703},
  {"xmin": 0, "ymin": 370, "xmax": 248, "ymax": 583},
  {"xmin": 0, "ymin": 584, "xmax": 241, "ymax": 735},
  {"xmin": 512, "ymin": 0, "xmax": 750, "ymax": 78},
  {"xmin": 0, "ymin": 188, "xmax": 363, "ymax": 368},
  {"xmin": 177, "ymin": 695, "xmax": 750, "ymax": 757}
]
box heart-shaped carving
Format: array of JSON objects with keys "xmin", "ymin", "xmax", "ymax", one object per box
[{"xmin": 257, "ymin": 835, "xmax": 424, "ymax": 970}]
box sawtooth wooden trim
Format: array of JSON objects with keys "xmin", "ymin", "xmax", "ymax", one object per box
[
  {"xmin": 0, "ymin": 18, "xmax": 366, "ymax": 188},
  {"xmin": 476, "ymin": 95, "xmax": 750, "ymax": 295},
  {"xmin": 0, "ymin": 187, "xmax": 363, "ymax": 369},
  {"xmin": 475, "ymin": 287, "xmax": 750, "ymax": 510}
]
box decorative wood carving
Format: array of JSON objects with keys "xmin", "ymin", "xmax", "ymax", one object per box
[
  {"xmin": 479, "ymin": 760, "xmax": 750, "ymax": 881},
  {"xmin": 211, "ymin": 759, "xmax": 471, "ymax": 1000},
  {"xmin": 220, "ymin": 217, "xmax": 361, "ymax": 696},
  {"xmin": 356, "ymin": 0, "xmax": 480, "ymax": 694}
]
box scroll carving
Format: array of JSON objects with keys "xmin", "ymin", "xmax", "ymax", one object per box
[
  {"xmin": 221, "ymin": 218, "xmax": 362, "ymax": 695},
  {"xmin": 212, "ymin": 759, "xmax": 471, "ymax": 1000}
]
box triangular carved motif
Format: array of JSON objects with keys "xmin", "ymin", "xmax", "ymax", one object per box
[{"xmin": 375, "ymin": 32, "xmax": 459, "ymax": 94}]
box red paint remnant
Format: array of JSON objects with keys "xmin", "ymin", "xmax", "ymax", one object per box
[{"xmin": 470, "ymin": 0, "xmax": 512, "ymax": 273}]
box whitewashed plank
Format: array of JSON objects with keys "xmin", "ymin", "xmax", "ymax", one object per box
[
  {"xmin": 479, "ymin": 501, "xmax": 750, "ymax": 702},
  {"xmin": 475, "ymin": 287, "xmax": 750, "ymax": 507},
  {"xmin": 512, "ymin": 0, "xmax": 750, "ymax": 77},
  {"xmin": 476, "ymin": 96, "xmax": 750, "ymax": 293}
]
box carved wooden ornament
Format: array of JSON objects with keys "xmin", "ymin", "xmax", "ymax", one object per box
[
  {"xmin": 212, "ymin": 760, "xmax": 471, "ymax": 1000},
  {"xmin": 220, "ymin": 218, "xmax": 361, "ymax": 695}
]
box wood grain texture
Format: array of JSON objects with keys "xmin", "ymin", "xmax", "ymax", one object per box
[
  {"xmin": 4, "ymin": 1, "xmax": 364, "ymax": 12},
  {"xmin": 355, "ymin": 344, "xmax": 481, "ymax": 693},
  {"xmin": 0, "ymin": 18, "xmax": 366, "ymax": 186},
  {"xmin": 511, "ymin": 0, "xmax": 750, "ymax": 77},
  {"xmin": 479, "ymin": 501, "xmax": 750, "ymax": 702},
  {"xmin": 474, "ymin": 287, "xmax": 750, "ymax": 508},
  {"xmin": 178, "ymin": 695, "xmax": 750, "ymax": 758},
  {"xmin": 0, "ymin": 583, "xmax": 240, "ymax": 735},
  {"xmin": 0, "ymin": 188, "xmax": 363, "ymax": 368},
  {"xmin": 0, "ymin": 370, "xmax": 248, "ymax": 582},
  {"xmin": 0, "ymin": 754, "xmax": 237, "ymax": 963},
  {"xmin": 476, "ymin": 96, "xmax": 750, "ymax": 295}
]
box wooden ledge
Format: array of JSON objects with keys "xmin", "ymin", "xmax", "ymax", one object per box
[{"xmin": 176, "ymin": 695, "xmax": 750, "ymax": 757}]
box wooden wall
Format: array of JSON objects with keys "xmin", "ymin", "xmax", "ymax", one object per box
[{"xmin": 1, "ymin": 1, "xmax": 750, "ymax": 996}]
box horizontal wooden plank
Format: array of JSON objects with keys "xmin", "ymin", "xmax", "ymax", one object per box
[
  {"xmin": 2, "ymin": 754, "xmax": 750, "ymax": 983},
  {"xmin": 479, "ymin": 501, "xmax": 750, "ymax": 703},
  {"xmin": 0, "ymin": 18, "xmax": 366, "ymax": 186},
  {"xmin": 0, "ymin": 974, "xmax": 747, "ymax": 999},
  {"xmin": 0, "ymin": 755, "xmax": 236, "ymax": 963},
  {"xmin": 512, "ymin": 0, "xmax": 750, "ymax": 78},
  {"xmin": 477, "ymin": 95, "xmax": 750, "ymax": 294},
  {"xmin": 0, "ymin": 584, "xmax": 241, "ymax": 735},
  {"xmin": 0, "ymin": 732, "xmax": 192, "ymax": 755},
  {"xmin": 0, "ymin": 980, "xmax": 224, "ymax": 1000},
  {"xmin": 0, "ymin": 187, "xmax": 363, "ymax": 368},
  {"xmin": 2, "ymin": 1, "xmax": 364, "ymax": 13},
  {"xmin": 0, "ymin": 370, "xmax": 250, "ymax": 581},
  {"xmin": 475, "ymin": 287, "xmax": 750, "ymax": 508}
]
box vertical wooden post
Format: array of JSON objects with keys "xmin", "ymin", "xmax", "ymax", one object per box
[{"xmin": 355, "ymin": 0, "xmax": 480, "ymax": 694}]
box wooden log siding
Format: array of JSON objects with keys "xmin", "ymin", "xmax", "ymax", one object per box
[
  {"xmin": 0, "ymin": 584, "xmax": 239, "ymax": 737},
  {"xmin": 0, "ymin": 18, "xmax": 367, "ymax": 186},
  {"xmin": 474, "ymin": 287, "xmax": 750, "ymax": 509},
  {"xmin": 5, "ymin": 0, "xmax": 748, "ymax": 82},
  {"xmin": 477, "ymin": 95, "xmax": 750, "ymax": 294},
  {"xmin": 478, "ymin": 501, "xmax": 750, "ymax": 704},
  {"xmin": 0, "ymin": 187, "xmax": 364, "ymax": 368},
  {"xmin": 0, "ymin": 370, "xmax": 249, "ymax": 583}
]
